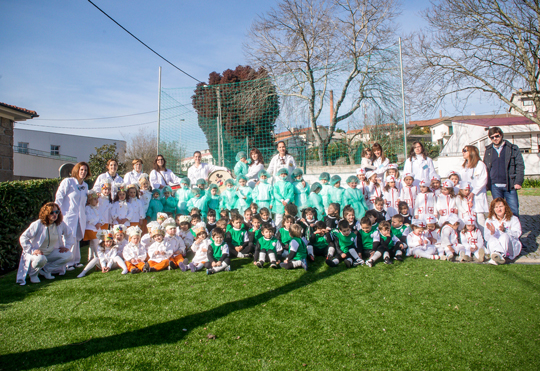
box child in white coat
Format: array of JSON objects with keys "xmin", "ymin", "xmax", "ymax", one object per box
[
  {"xmin": 110, "ymin": 184, "xmax": 132, "ymax": 228},
  {"xmin": 162, "ymin": 218, "xmax": 187, "ymax": 271},
  {"xmin": 460, "ymin": 213, "xmax": 485, "ymax": 262},
  {"xmin": 439, "ymin": 214, "xmax": 463, "ymax": 261},
  {"xmin": 414, "ymin": 179, "xmax": 437, "ymax": 220},
  {"xmin": 83, "ymin": 190, "xmax": 101, "ymax": 260},
  {"xmin": 147, "ymin": 225, "xmax": 172, "ymax": 271},
  {"xmin": 399, "ymin": 173, "xmax": 418, "ymax": 211},
  {"xmin": 407, "ymin": 219, "xmax": 439, "ymax": 260},
  {"xmin": 123, "ymin": 226, "xmax": 147, "ymax": 273},
  {"xmin": 189, "ymin": 228, "xmax": 211, "ymax": 272}
]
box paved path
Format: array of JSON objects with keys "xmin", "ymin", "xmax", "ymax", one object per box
[{"xmin": 493, "ymin": 196, "xmax": 540, "ymax": 263}]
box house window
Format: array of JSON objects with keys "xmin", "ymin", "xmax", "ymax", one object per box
[
  {"xmin": 17, "ymin": 142, "xmax": 29, "ymax": 154},
  {"xmin": 448, "ymin": 126, "xmax": 453, "ymax": 135},
  {"xmin": 51, "ymin": 145, "xmax": 60, "ymax": 156},
  {"xmin": 523, "ymin": 99, "xmax": 533, "ymax": 106}
]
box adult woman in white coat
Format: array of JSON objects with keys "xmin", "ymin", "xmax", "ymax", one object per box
[
  {"xmin": 246, "ymin": 148, "xmax": 265, "ymax": 188},
  {"xmin": 484, "ymin": 198, "xmax": 522, "ymax": 265},
  {"xmin": 460, "ymin": 145, "xmax": 489, "ymax": 231},
  {"xmin": 371, "ymin": 143, "xmax": 389, "ymax": 180},
  {"xmin": 17, "ymin": 202, "xmax": 74, "ymax": 285},
  {"xmin": 123, "ymin": 158, "xmax": 144, "ymax": 185},
  {"xmin": 267, "ymin": 141, "xmax": 296, "ymax": 183},
  {"xmin": 150, "ymin": 155, "xmax": 183, "ymax": 189},
  {"xmin": 186, "ymin": 151, "xmax": 228, "ymax": 187},
  {"xmin": 403, "ymin": 141, "xmax": 437, "ymax": 186},
  {"xmin": 55, "ymin": 162, "xmax": 90, "ymax": 270},
  {"xmin": 92, "ymin": 159, "xmax": 124, "ymax": 197}
]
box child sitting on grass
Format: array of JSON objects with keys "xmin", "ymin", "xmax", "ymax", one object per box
[
  {"xmin": 205, "ymin": 227, "xmax": 231, "ymax": 275},
  {"xmin": 189, "ymin": 228, "xmax": 211, "ymax": 272},
  {"xmin": 147, "ymin": 225, "xmax": 173, "ymax": 271},
  {"xmin": 280, "ymin": 224, "xmax": 308, "ymax": 271},
  {"xmin": 325, "ymin": 220, "xmax": 364, "ymax": 268},
  {"xmin": 255, "ymin": 223, "xmax": 280, "ymax": 269},
  {"xmin": 306, "ymin": 221, "xmax": 333, "ymax": 260},
  {"xmin": 122, "ymin": 226, "xmax": 147, "ymax": 273},
  {"xmin": 366, "ymin": 221, "xmax": 404, "ymax": 267},
  {"xmin": 357, "ymin": 216, "xmax": 380, "ymax": 261}
]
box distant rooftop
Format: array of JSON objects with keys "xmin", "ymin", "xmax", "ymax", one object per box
[{"xmin": 0, "ymin": 102, "xmax": 39, "ymax": 118}]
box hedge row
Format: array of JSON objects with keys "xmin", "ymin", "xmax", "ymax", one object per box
[{"xmin": 0, "ymin": 177, "xmax": 95, "ymax": 271}]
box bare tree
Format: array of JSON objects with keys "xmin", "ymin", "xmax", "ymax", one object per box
[
  {"xmin": 245, "ymin": 0, "xmax": 401, "ymax": 165},
  {"xmin": 123, "ymin": 128, "xmax": 157, "ymax": 174},
  {"xmin": 407, "ymin": 0, "xmax": 540, "ymax": 124}
]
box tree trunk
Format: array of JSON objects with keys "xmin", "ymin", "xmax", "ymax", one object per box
[{"xmin": 318, "ymin": 143, "xmax": 328, "ymax": 166}]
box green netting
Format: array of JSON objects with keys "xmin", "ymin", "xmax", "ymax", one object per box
[{"xmin": 158, "ymin": 55, "xmax": 406, "ymax": 175}]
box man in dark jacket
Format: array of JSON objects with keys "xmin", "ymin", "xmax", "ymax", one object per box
[{"xmin": 483, "ymin": 127, "xmax": 525, "ymax": 216}]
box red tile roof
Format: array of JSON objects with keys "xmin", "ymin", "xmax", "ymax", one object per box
[
  {"xmin": 455, "ymin": 116, "xmax": 538, "ymax": 127},
  {"xmin": 409, "ymin": 118, "xmax": 446, "ymax": 127},
  {"xmin": 0, "ymin": 102, "xmax": 39, "ymax": 117},
  {"xmin": 410, "ymin": 114, "xmax": 520, "ymax": 127}
]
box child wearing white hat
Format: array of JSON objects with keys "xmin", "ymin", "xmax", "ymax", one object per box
[
  {"xmin": 147, "ymin": 225, "xmax": 172, "ymax": 271},
  {"xmin": 382, "ymin": 175, "xmax": 400, "ymax": 218},
  {"xmin": 366, "ymin": 171, "xmax": 382, "ymax": 209},
  {"xmin": 424, "ymin": 215, "xmax": 443, "ymax": 259},
  {"xmin": 407, "ymin": 219, "xmax": 439, "ymax": 260},
  {"xmin": 436, "ymin": 179, "xmax": 458, "ymax": 225},
  {"xmin": 414, "ymin": 179, "xmax": 437, "ymax": 220},
  {"xmin": 439, "ymin": 214, "xmax": 463, "ymax": 262},
  {"xmin": 162, "ymin": 218, "xmax": 187, "ymax": 271},
  {"xmin": 460, "ymin": 213, "xmax": 485, "ymax": 262},
  {"xmin": 123, "ymin": 226, "xmax": 147, "ymax": 273},
  {"xmin": 399, "ymin": 173, "xmax": 418, "ymax": 211}
]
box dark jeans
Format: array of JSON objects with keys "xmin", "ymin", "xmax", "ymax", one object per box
[{"xmin": 491, "ymin": 186, "xmax": 520, "ymax": 216}]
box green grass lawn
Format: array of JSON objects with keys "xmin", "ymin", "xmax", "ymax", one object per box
[{"xmin": 1, "ymin": 250, "xmax": 540, "ymax": 370}]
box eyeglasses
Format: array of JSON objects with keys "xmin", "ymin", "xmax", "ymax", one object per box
[
  {"xmin": 50, "ymin": 210, "xmax": 60, "ymax": 215},
  {"xmin": 462, "ymin": 148, "xmax": 468, "ymax": 153},
  {"xmin": 490, "ymin": 134, "xmax": 501, "ymax": 140}
]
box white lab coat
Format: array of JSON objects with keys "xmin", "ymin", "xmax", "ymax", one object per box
[
  {"xmin": 484, "ymin": 216, "xmax": 522, "ymax": 259},
  {"xmin": 267, "ymin": 154, "xmax": 296, "ymax": 183},
  {"xmin": 123, "ymin": 170, "xmax": 144, "ymax": 185},
  {"xmin": 246, "ymin": 161, "xmax": 265, "ymax": 187},
  {"xmin": 191, "ymin": 239, "xmax": 211, "ymax": 264},
  {"xmin": 98, "ymin": 196, "xmax": 112, "ymax": 225},
  {"xmin": 127, "ymin": 198, "xmax": 145, "ymax": 223},
  {"xmin": 436, "ymin": 194, "xmax": 458, "ymax": 225},
  {"xmin": 123, "ymin": 242, "xmax": 147, "ymax": 262},
  {"xmin": 55, "ymin": 177, "xmax": 88, "ymax": 241},
  {"xmin": 17, "ymin": 220, "xmax": 74, "ymax": 284},
  {"xmin": 150, "ymin": 168, "xmax": 183, "ymax": 189},
  {"xmin": 400, "ymin": 185, "xmax": 419, "ymax": 211},
  {"xmin": 414, "ymin": 192, "xmax": 437, "ymax": 219},
  {"xmin": 148, "ymin": 241, "xmax": 172, "ymax": 263},
  {"xmin": 460, "ymin": 161, "xmax": 489, "ymax": 212},
  {"xmin": 372, "ymin": 157, "xmax": 390, "ymax": 178},
  {"xmin": 85, "ymin": 205, "xmax": 101, "ymax": 232},
  {"xmin": 403, "ymin": 155, "xmax": 436, "ymax": 186},
  {"xmin": 382, "ymin": 188, "xmax": 400, "ymax": 218},
  {"xmin": 110, "ymin": 200, "xmax": 133, "ymax": 228}
]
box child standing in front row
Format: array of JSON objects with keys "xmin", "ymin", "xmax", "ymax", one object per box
[
  {"xmin": 252, "ymin": 170, "xmax": 272, "ymax": 209},
  {"xmin": 308, "ymin": 182, "xmax": 326, "ymax": 218},
  {"xmin": 84, "ymin": 190, "xmax": 101, "ymax": 259},
  {"xmin": 272, "ymin": 168, "xmax": 294, "ymax": 228},
  {"xmin": 344, "ymin": 175, "xmax": 368, "ymax": 221},
  {"xmin": 414, "ymin": 179, "xmax": 436, "ymax": 220},
  {"xmin": 382, "ymin": 176, "xmax": 400, "ymax": 218},
  {"xmin": 400, "ymin": 173, "xmax": 418, "ymax": 211}
]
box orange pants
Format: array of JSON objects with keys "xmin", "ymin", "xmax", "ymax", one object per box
[
  {"xmin": 130, "ymin": 222, "xmax": 139, "ymax": 227},
  {"xmin": 148, "ymin": 260, "xmax": 169, "ymax": 271},
  {"xmin": 101, "ymin": 224, "xmax": 109, "ymax": 230},
  {"xmin": 169, "ymin": 254, "xmax": 184, "ymax": 266},
  {"xmin": 126, "ymin": 261, "xmax": 145, "ymax": 272},
  {"xmin": 83, "ymin": 230, "xmax": 97, "ymax": 241}
]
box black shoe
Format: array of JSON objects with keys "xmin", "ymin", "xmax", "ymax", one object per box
[
  {"xmin": 270, "ymin": 262, "xmax": 278, "ymax": 269},
  {"xmin": 143, "ymin": 262, "xmax": 150, "ymax": 273},
  {"xmin": 168, "ymin": 261, "xmax": 176, "ymax": 270},
  {"xmin": 149, "ymin": 267, "xmax": 157, "ymax": 272},
  {"xmin": 384, "ymin": 256, "xmax": 392, "ymax": 264},
  {"xmin": 256, "ymin": 261, "xmax": 263, "ymax": 268},
  {"xmin": 395, "ymin": 254, "xmax": 403, "ymax": 262},
  {"xmin": 344, "ymin": 259, "xmax": 352, "ymax": 268},
  {"xmin": 131, "ymin": 268, "xmax": 141, "ymax": 274},
  {"xmin": 206, "ymin": 268, "xmax": 215, "ymax": 275}
]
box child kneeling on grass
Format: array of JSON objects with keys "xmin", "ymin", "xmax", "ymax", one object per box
[
  {"xmin": 206, "ymin": 227, "xmax": 231, "ymax": 275},
  {"xmin": 325, "ymin": 220, "xmax": 364, "ymax": 268},
  {"xmin": 280, "ymin": 224, "xmax": 308, "ymax": 271},
  {"xmin": 122, "ymin": 226, "xmax": 147, "ymax": 273},
  {"xmin": 255, "ymin": 223, "xmax": 280, "ymax": 268}
]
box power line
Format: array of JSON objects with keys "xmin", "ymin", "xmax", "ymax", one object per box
[
  {"xmin": 34, "ymin": 110, "xmax": 157, "ymax": 121},
  {"xmin": 87, "ymin": 0, "xmax": 203, "ymax": 83},
  {"xmin": 15, "ymin": 120, "xmax": 156, "ymax": 130}
]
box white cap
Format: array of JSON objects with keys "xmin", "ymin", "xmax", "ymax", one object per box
[
  {"xmin": 442, "ymin": 179, "xmax": 455, "ymax": 188},
  {"xmin": 459, "ymin": 181, "xmax": 472, "ymax": 190},
  {"xmin": 430, "ymin": 174, "xmax": 441, "ymax": 182},
  {"xmin": 126, "ymin": 225, "xmax": 143, "ymax": 237},
  {"xmin": 403, "ymin": 172, "xmax": 415, "ymax": 179},
  {"xmin": 162, "ymin": 217, "xmax": 177, "ymax": 230},
  {"xmin": 366, "ymin": 171, "xmax": 375, "ymax": 180},
  {"xmin": 387, "ymin": 163, "xmax": 398, "ymax": 170},
  {"xmin": 356, "ymin": 168, "xmax": 366, "ymax": 175},
  {"xmin": 157, "ymin": 212, "xmax": 168, "ymax": 222},
  {"xmin": 385, "ymin": 175, "xmax": 396, "ymax": 183},
  {"xmin": 412, "ymin": 218, "xmax": 427, "ymax": 228},
  {"xmin": 112, "ymin": 224, "xmax": 126, "ymax": 235},
  {"xmin": 446, "ymin": 214, "xmax": 460, "ymax": 224},
  {"xmin": 425, "ymin": 215, "xmax": 437, "ymax": 225},
  {"xmin": 177, "ymin": 215, "xmax": 192, "ymax": 224},
  {"xmin": 463, "ymin": 213, "xmax": 477, "ymax": 226},
  {"xmin": 418, "ymin": 178, "xmax": 431, "ymax": 187}
]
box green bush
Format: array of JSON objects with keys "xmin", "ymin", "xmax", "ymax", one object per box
[
  {"xmin": 522, "ymin": 178, "xmax": 540, "ymax": 188},
  {"xmin": 0, "ymin": 177, "xmax": 96, "ymax": 271}
]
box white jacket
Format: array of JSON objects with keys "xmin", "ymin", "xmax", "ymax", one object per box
[
  {"xmin": 461, "ymin": 229, "xmax": 484, "ymax": 251},
  {"xmin": 177, "ymin": 228, "xmax": 194, "ymax": 249},
  {"xmin": 97, "ymin": 196, "xmax": 111, "ymax": 225},
  {"xmin": 456, "ymin": 196, "xmax": 475, "ymax": 220},
  {"xmin": 150, "ymin": 168, "xmax": 182, "ymax": 189},
  {"xmin": 17, "ymin": 220, "xmax": 74, "ymax": 284},
  {"xmin": 382, "ymin": 188, "xmax": 400, "ymax": 218},
  {"xmin": 85, "ymin": 205, "xmax": 101, "ymax": 232},
  {"xmin": 148, "ymin": 241, "xmax": 172, "ymax": 262},
  {"xmin": 164, "ymin": 234, "xmax": 186, "ymax": 256},
  {"xmin": 127, "ymin": 198, "xmax": 145, "ymax": 223},
  {"xmin": 460, "ymin": 162, "xmax": 489, "ymax": 212},
  {"xmin": 191, "ymin": 239, "xmax": 211, "ymax": 264},
  {"xmin": 407, "ymin": 232, "xmax": 430, "ymax": 250},
  {"xmin": 414, "ymin": 192, "xmax": 436, "ymax": 218},
  {"xmin": 98, "ymin": 246, "xmax": 118, "ymax": 268},
  {"xmin": 440, "ymin": 225, "xmax": 459, "ymax": 249},
  {"xmin": 436, "ymin": 194, "xmax": 458, "ymax": 223},
  {"xmin": 267, "ymin": 154, "xmax": 296, "ymax": 183},
  {"xmin": 403, "ymin": 155, "xmax": 436, "ymax": 186},
  {"xmin": 92, "ymin": 172, "xmax": 124, "ymax": 198},
  {"xmin": 55, "ymin": 177, "xmax": 88, "ymax": 240},
  {"xmin": 110, "ymin": 200, "xmax": 133, "ymax": 227},
  {"xmin": 123, "ymin": 242, "xmax": 147, "ymax": 261},
  {"xmin": 123, "ymin": 170, "xmax": 144, "ymax": 185},
  {"xmin": 400, "ymin": 185, "xmax": 419, "ymax": 210}
]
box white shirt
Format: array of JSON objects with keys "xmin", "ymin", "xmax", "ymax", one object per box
[
  {"xmin": 187, "ymin": 163, "xmax": 227, "ymax": 186},
  {"xmin": 124, "ymin": 170, "xmax": 144, "ymax": 186},
  {"xmin": 92, "ymin": 172, "xmax": 124, "ymax": 197},
  {"xmin": 267, "ymin": 154, "xmax": 296, "ymax": 182},
  {"xmin": 246, "ymin": 161, "xmax": 265, "ymax": 186},
  {"xmin": 403, "ymin": 155, "xmax": 436, "ymax": 186},
  {"xmin": 460, "ymin": 161, "xmax": 489, "ymax": 212},
  {"xmin": 150, "ymin": 168, "xmax": 182, "ymax": 189}
]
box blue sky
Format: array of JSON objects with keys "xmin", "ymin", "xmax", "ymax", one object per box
[{"xmin": 1, "ymin": 0, "xmax": 502, "ymax": 145}]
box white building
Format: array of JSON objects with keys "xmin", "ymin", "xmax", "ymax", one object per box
[
  {"xmin": 508, "ymin": 90, "xmax": 537, "ymax": 116},
  {"xmin": 435, "ymin": 116, "xmax": 540, "ymax": 177},
  {"xmin": 13, "ymin": 128, "xmax": 126, "ymax": 180}
]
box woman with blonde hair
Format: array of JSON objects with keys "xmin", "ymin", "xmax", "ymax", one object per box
[
  {"xmin": 55, "ymin": 161, "xmax": 91, "ymax": 270},
  {"xmin": 92, "ymin": 158, "xmax": 124, "ymax": 198},
  {"xmin": 124, "ymin": 158, "xmax": 145, "ymax": 185},
  {"xmin": 460, "ymin": 145, "xmax": 489, "ymax": 232},
  {"xmin": 17, "ymin": 202, "xmax": 74, "ymax": 285}
]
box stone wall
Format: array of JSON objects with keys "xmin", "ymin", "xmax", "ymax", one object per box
[{"xmin": 0, "ymin": 117, "xmax": 14, "ymax": 182}]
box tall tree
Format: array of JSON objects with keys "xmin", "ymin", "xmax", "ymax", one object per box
[
  {"xmin": 191, "ymin": 65, "xmax": 279, "ymax": 169},
  {"xmin": 407, "ymin": 0, "xmax": 540, "ymax": 124},
  {"xmin": 88, "ymin": 144, "xmax": 126, "ymax": 178},
  {"xmin": 245, "ymin": 0, "xmax": 401, "ymax": 165}
]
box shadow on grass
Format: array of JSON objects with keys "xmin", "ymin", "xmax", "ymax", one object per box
[{"xmin": 0, "ymin": 258, "xmax": 343, "ymax": 370}]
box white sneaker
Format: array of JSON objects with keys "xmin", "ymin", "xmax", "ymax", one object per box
[
  {"xmin": 353, "ymin": 259, "xmax": 364, "ymax": 267},
  {"xmin": 29, "ymin": 274, "xmax": 40, "ymax": 284},
  {"xmin": 237, "ymin": 252, "xmax": 245, "ymax": 258},
  {"xmin": 487, "ymin": 258, "xmax": 498, "ymax": 266},
  {"xmin": 491, "ymin": 253, "xmax": 505, "ymax": 265},
  {"xmin": 39, "ymin": 269, "xmax": 54, "ymax": 280},
  {"xmin": 366, "ymin": 259, "xmax": 373, "ymax": 268},
  {"xmin": 121, "ymin": 269, "xmax": 129, "ymax": 275},
  {"xmin": 66, "ymin": 266, "xmax": 75, "ymax": 271},
  {"xmin": 77, "ymin": 271, "xmax": 86, "ymax": 278}
]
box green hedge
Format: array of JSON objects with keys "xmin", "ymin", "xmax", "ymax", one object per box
[{"xmin": 0, "ymin": 177, "xmax": 96, "ymax": 271}]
